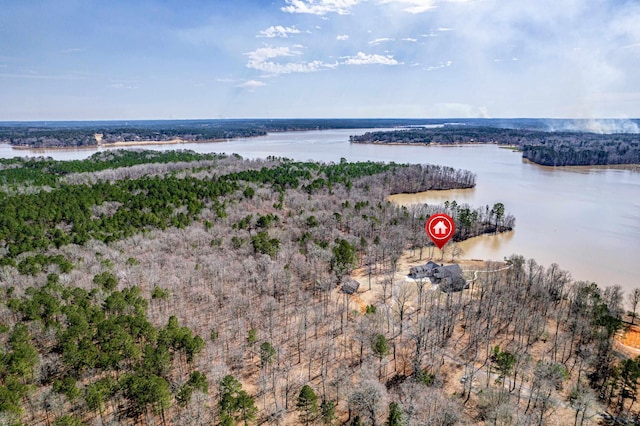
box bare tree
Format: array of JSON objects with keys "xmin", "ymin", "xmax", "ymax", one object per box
[
  {"xmin": 629, "ymin": 288, "xmax": 640, "ymax": 325},
  {"xmin": 392, "ymin": 282, "xmax": 415, "ymax": 336},
  {"xmin": 348, "ymin": 377, "xmax": 388, "ymax": 426}
]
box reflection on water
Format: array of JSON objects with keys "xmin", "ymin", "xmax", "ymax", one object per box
[
  {"xmin": 1, "ymin": 129, "xmax": 639, "ymax": 292},
  {"xmin": 456, "ymin": 231, "xmax": 516, "ymax": 258},
  {"xmin": 389, "ymin": 189, "xmax": 477, "ymax": 206},
  {"xmin": 390, "ymin": 191, "xmax": 517, "ymax": 261}
]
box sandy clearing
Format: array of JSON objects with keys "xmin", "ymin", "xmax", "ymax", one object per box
[{"xmin": 347, "ymin": 245, "xmax": 505, "ymax": 311}]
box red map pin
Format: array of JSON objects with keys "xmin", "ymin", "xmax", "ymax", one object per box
[{"xmin": 425, "ymin": 213, "xmax": 455, "ymax": 249}]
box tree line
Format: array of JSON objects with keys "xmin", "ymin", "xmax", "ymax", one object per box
[
  {"xmin": 0, "ymin": 119, "xmax": 445, "ymax": 148},
  {"xmin": 350, "ymin": 126, "xmax": 640, "ymax": 166}
]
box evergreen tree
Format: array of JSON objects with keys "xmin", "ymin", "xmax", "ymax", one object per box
[
  {"xmin": 297, "ymin": 384, "xmax": 319, "ymax": 425},
  {"xmin": 321, "ymin": 399, "xmax": 337, "ymax": 425},
  {"xmin": 218, "ymin": 375, "xmax": 256, "ymax": 425},
  {"xmin": 386, "ymin": 402, "xmax": 403, "ymax": 426},
  {"xmin": 259, "ymin": 341, "xmax": 276, "ymax": 369},
  {"xmin": 331, "ymin": 239, "xmax": 357, "ymax": 277}
]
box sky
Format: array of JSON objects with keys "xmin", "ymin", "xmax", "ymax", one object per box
[{"xmin": 1, "ymin": 0, "xmax": 639, "ymax": 120}]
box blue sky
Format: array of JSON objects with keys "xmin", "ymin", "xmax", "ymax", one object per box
[{"xmin": 1, "ymin": 0, "xmax": 639, "ymax": 120}]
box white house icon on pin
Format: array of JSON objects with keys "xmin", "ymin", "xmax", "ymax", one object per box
[{"xmin": 433, "ymin": 220, "xmax": 448, "ymax": 235}]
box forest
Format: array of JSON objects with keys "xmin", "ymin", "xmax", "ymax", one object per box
[
  {"xmin": 0, "ymin": 119, "xmax": 432, "ymax": 148},
  {"xmin": 350, "ymin": 127, "xmax": 640, "ymax": 166},
  {"xmin": 4, "ymin": 119, "xmax": 640, "ymax": 166},
  {"xmin": 0, "ymin": 149, "xmax": 637, "ymax": 425},
  {"xmin": 0, "ymin": 127, "xmax": 266, "ymax": 148}
]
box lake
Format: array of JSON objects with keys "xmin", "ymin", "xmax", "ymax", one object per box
[{"xmin": 1, "ymin": 129, "xmax": 639, "ymax": 293}]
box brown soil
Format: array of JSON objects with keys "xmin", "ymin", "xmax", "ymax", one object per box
[
  {"xmin": 615, "ymin": 324, "xmax": 640, "ymax": 357},
  {"xmin": 350, "ymin": 246, "xmax": 503, "ymax": 308},
  {"xmin": 618, "ymin": 325, "xmax": 640, "ymax": 349}
]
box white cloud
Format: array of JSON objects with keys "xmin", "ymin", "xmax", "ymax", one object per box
[
  {"xmin": 257, "ymin": 25, "xmax": 301, "ymax": 38},
  {"xmin": 342, "ymin": 52, "xmax": 399, "ymax": 65},
  {"xmin": 380, "ymin": 0, "xmax": 437, "ymax": 13},
  {"xmin": 337, "ymin": 34, "xmax": 350, "ymax": 41},
  {"xmin": 237, "ymin": 80, "xmax": 267, "ymax": 89},
  {"xmin": 380, "ymin": 0, "xmax": 473, "ymax": 14},
  {"xmin": 246, "ymin": 46, "xmax": 301, "ymax": 64},
  {"xmin": 246, "ymin": 45, "xmax": 335, "ymax": 74},
  {"xmin": 402, "ymin": 38, "xmax": 418, "ymax": 42},
  {"xmin": 281, "ymin": 0, "xmax": 472, "ymax": 15},
  {"xmin": 369, "ymin": 37, "xmax": 394, "ymax": 45},
  {"xmin": 281, "ymin": 0, "xmax": 363, "ymax": 15},
  {"xmin": 251, "ymin": 60, "xmax": 335, "ymax": 74}
]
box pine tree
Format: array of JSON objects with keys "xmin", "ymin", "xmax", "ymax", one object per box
[
  {"xmin": 321, "ymin": 399, "xmax": 337, "ymax": 425},
  {"xmin": 297, "ymin": 384, "xmax": 319, "ymax": 425},
  {"xmin": 386, "ymin": 402, "xmax": 403, "ymax": 426}
]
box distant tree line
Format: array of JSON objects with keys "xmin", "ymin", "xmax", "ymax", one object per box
[
  {"xmin": 350, "ymin": 126, "xmax": 640, "ymax": 166},
  {"xmin": 0, "ymin": 127, "xmax": 266, "ymax": 148},
  {"xmin": 0, "ymin": 118, "xmax": 449, "ymax": 148}
]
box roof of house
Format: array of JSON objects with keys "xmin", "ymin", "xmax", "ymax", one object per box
[
  {"xmin": 408, "ymin": 261, "xmax": 439, "ymax": 278},
  {"xmin": 408, "ymin": 262, "xmax": 467, "ymax": 292},
  {"xmin": 432, "ymin": 264, "xmax": 462, "ymax": 279}
]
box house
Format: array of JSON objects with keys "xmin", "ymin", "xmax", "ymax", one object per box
[
  {"xmin": 432, "ymin": 264, "xmax": 462, "ymax": 281},
  {"xmin": 341, "ymin": 278, "xmax": 360, "ymax": 294},
  {"xmin": 408, "ymin": 261, "xmax": 439, "ymax": 279},
  {"xmin": 408, "ymin": 261, "xmax": 467, "ymax": 293},
  {"xmin": 433, "ymin": 220, "xmax": 448, "ymax": 235}
]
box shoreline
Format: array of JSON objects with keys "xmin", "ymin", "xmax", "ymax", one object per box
[
  {"xmin": 8, "ymin": 137, "xmax": 234, "ymax": 152},
  {"xmin": 522, "ymin": 157, "xmax": 640, "ymax": 171},
  {"xmin": 351, "ymin": 140, "xmax": 500, "ymax": 147},
  {"xmin": 353, "ymin": 140, "xmax": 640, "ymax": 169},
  {"xmin": 101, "ymin": 137, "xmax": 232, "ymax": 147}
]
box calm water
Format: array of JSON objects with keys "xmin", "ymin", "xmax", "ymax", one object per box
[{"xmin": 1, "ymin": 129, "xmax": 639, "ymax": 292}]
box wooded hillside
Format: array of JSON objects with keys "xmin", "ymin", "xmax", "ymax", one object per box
[{"xmin": 0, "ymin": 150, "xmax": 635, "ymax": 425}]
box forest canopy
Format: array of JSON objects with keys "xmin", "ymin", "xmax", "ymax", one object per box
[{"xmin": 0, "ymin": 149, "xmax": 634, "ymax": 425}]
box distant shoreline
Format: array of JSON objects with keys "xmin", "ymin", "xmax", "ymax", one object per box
[
  {"xmin": 9, "ymin": 137, "xmax": 233, "ymax": 152},
  {"xmin": 521, "ymin": 157, "xmax": 640, "ymax": 171},
  {"xmin": 99, "ymin": 137, "xmax": 231, "ymax": 147},
  {"xmin": 351, "ymin": 140, "xmax": 500, "ymax": 147},
  {"xmin": 354, "ymin": 140, "xmax": 640, "ymax": 169}
]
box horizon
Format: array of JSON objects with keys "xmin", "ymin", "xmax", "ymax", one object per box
[
  {"xmin": 2, "ymin": 117, "xmax": 639, "ymax": 135},
  {"xmin": 1, "ymin": 0, "xmax": 639, "ymax": 121},
  {"xmin": 1, "ymin": 117, "xmax": 640, "ymax": 123}
]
